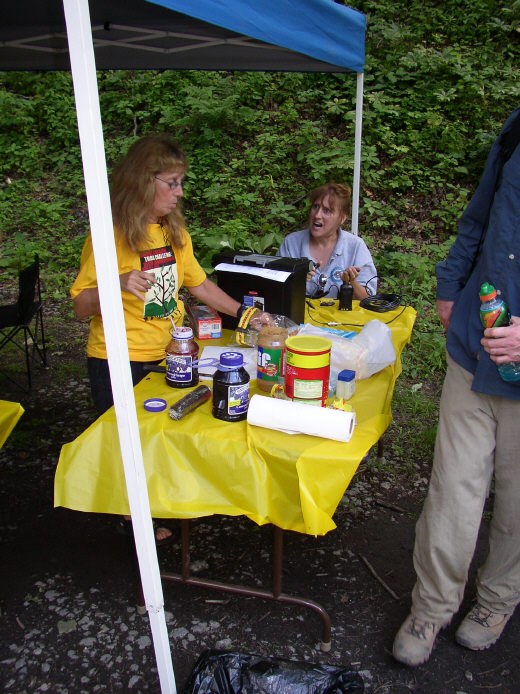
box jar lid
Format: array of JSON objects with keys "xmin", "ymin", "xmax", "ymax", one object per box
[
  {"xmin": 220, "ymin": 351, "xmax": 244, "ymax": 367},
  {"xmin": 144, "ymin": 398, "xmax": 167, "ymax": 412},
  {"xmin": 338, "ymin": 369, "xmax": 356, "ymax": 382},
  {"xmin": 172, "ymin": 326, "xmax": 194, "ymax": 340},
  {"xmin": 285, "ymin": 335, "xmax": 332, "ymax": 354},
  {"xmin": 479, "ymin": 282, "xmax": 497, "ymax": 301}
]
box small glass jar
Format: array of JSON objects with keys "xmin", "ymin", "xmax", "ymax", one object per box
[
  {"xmin": 165, "ymin": 326, "xmax": 199, "ymax": 388},
  {"xmin": 336, "ymin": 369, "xmax": 356, "ymax": 400}
]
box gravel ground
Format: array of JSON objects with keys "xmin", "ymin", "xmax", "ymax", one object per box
[{"xmin": 1, "ymin": 299, "xmax": 519, "ymax": 693}]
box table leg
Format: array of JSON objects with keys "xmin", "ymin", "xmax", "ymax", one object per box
[
  {"xmin": 271, "ymin": 526, "xmax": 331, "ymax": 652},
  {"xmin": 377, "ymin": 435, "xmax": 384, "ymax": 461},
  {"xmin": 160, "ymin": 521, "xmax": 332, "ymax": 651}
]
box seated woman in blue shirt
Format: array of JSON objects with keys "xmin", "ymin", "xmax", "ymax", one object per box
[{"xmin": 277, "ymin": 182, "xmax": 377, "ymax": 299}]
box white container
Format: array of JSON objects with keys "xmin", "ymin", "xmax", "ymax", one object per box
[{"xmin": 336, "ymin": 369, "xmax": 356, "ymax": 400}]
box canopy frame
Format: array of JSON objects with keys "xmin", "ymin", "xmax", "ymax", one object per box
[{"xmin": 3, "ymin": 2, "xmax": 366, "ymax": 691}]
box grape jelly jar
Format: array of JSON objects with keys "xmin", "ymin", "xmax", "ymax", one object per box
[
  {"xmin": 165, "ymin": 326, "xmax": 199, "ymax": 388},
  {"xmin": 212, "ymin": 351, "xmax": 250, "ymax": 422}
]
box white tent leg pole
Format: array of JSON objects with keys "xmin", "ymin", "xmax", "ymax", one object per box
[
  {"xmin": 351, "ymin": 71, "xmax": 364, "ymax": 236},
  {"xmin": 62, "ymin": 1, "xmax": 176, "ymax": 692}
]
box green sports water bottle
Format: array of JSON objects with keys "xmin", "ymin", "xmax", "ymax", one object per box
[
  {"xmin": 479, "ymin": 282, "xmax": 520, "ymax": 382},
  {"xmin": 479, "ymin": 282, "xmax": 509, "ymax": 328}
]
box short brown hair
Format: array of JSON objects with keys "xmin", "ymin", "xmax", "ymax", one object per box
[{"xmin": 309, "ymin": 182, "xmax": 352, "ymax": 220}]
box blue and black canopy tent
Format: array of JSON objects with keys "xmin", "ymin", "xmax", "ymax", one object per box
[
  {"xmin": 0, "ymin": 2, "xmax": 366, "ymax": 691},
  {"xmin": 1, "ymin": 0, "xmax": 365, "ymax": 231},
  {"xmin": 0, "ymin": 0, "xmax": 365, "ymax": 70}
]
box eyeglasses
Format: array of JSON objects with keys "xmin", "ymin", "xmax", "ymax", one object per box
[{"xmin": 155, "ymin": 176, "xmax": 183, "ymax": 191}]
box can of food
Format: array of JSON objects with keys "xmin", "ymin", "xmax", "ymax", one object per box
[{"xmin": 284, "ymin": 335, "xmax": 331, "ymax": 406}]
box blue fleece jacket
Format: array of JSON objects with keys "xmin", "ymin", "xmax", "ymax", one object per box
[{"xmin": 436, "ymin": 108, "xmax": 520, "ymax": 399}]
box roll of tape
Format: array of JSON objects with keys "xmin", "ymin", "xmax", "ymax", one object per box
[{"xmin": 144, "ymin": 398, "xmax": 167, "ymax": 412}]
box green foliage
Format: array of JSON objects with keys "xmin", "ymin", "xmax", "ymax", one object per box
[
  {"xmin": 374, "ymin": 234, "xmax": 456, "ymax": 381},
  {"xmin": 0, "ymin": 231, "xmax": 48, "ymax": 271},
  {"xmin": 386, "ymin": 382, "xmax": 441, "ymax": 471},
  {"xmin": 0, "ymin": 0, "xmax": 518, "ymax": 381},
  {"xmin": 191, "ymin": 218, "xmax": 284, "ymax": 272}
]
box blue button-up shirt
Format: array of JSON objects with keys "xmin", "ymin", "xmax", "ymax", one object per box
[{"xmin": 436, "ymin": 108, "xmax": 520, "ymax": 399}]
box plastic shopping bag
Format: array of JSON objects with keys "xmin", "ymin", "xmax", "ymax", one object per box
[
  {"xmin": 298, "ymin": 320, "xmax": 396, "ymax": 383},
  {"xmin": 184, "ymin": 650, "xmax": 365, "ymax": 693}
]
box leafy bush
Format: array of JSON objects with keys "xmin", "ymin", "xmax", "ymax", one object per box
[{"xmin": 0, "ymin": 0, "xmax": 518, "ymax": 381}]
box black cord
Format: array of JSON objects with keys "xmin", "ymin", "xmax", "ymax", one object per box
[
  {"xmin": 307, "ymin": 273, "xmax": 403, "ymax": 314},
  {"xmin": 360, "ymin": 293, "xmax": 402, "ymax": 313},
  {"xmin": 358, "ymin": 274, "xmax": 402, "ymax": 313},
  {"xmin": 305, "ymin": 277, "xmax": 409, "ymax": 327}
]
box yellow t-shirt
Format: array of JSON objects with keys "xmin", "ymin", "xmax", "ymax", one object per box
[{"xmin": 70, "ymin": 224, "xmax": 207, "ymax": 361}]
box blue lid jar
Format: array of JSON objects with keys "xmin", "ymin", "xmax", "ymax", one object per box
[
  {"xmin": 220, "ymin": 351, "xmax": 244, "ymax": 368},
  {"xmin": 338, "ymin": 369, "xmax": 355, "ymax": 382},
  {"xmin": 212, "ymin": 352, "xmax": 250, "ymax": 422},
  {"xmin": 336, "ymin": 369, "xmax": 356, "ymax": 400}
]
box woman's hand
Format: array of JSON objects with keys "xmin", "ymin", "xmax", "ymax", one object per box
[
  {"xmin": 342, "ymin": 266, "xmax": 368, "ymax": 300},
  {"xmin": 120, "ymin": 270, "xmax": 156, "ymax": 301},
  {"xmin": 306, "ymin": 263, "xmax": 319, "ymax": 283},
  {"xmin": 342, "ymin": 266, "xmax": 361, "ymax": 283},
  {"xmin": 73, "ymin": 270, "xmax": 157, "ymax": 318},
  {"xmin": 249, "ymin": 310, "xmax": 273, "ymax": 330},
  {"xmin": 481, "ymin": 316, "xmax": 520, "ymax": 364}
]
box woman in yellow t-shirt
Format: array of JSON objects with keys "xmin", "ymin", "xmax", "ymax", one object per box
[
  {"xmin": 71, "ymin": 135, "xmax": 255, "ymax": 545},
  {"xmin": 72, "ymin": 134, "xmax": 245, "ymax": 415}
]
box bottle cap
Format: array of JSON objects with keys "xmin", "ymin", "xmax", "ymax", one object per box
[
  {"xmin": 144, "ymin": 398, "xmax": 167, "ymax": 412},
  {"xmin": 220, "ymin": 351, "xmax": 244, "ymax": 367},
  {"xmin": 172, "ymin": 326, "xmax": 194, "ymax": 340},
  {"xmin": 338, "ymin": 369, "xmax": 356, "ymax": 382},
  {"xmin": 479, "ymin": 282, "xmax": 497, "ymax": 301}
]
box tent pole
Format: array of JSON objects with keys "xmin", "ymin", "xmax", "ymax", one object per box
[
  {"xmin": 61, "ymin": 1, "xmax": 176, "ymax": 692},
  {"xmin": 351, "ymin": 71, "xmax": 364, "ymax": 236}
]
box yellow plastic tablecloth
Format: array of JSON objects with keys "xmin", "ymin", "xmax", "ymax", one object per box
[
  {"xmin": 0, "ymin": 400, "xmax": 24, "ymax": 448},
  {"xmin": 55, "ymin": 302, "xmax": 416, "ymax": 536}
]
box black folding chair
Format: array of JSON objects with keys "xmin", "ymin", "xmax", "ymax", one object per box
[{"xmin": 0, "ymin": 255, "xmax": 48, "ymax": 391}]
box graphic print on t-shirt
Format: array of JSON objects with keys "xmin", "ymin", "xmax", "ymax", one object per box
[{"xmin": 141, "ymin": 245, "xmax": 178, "ymax": 319}]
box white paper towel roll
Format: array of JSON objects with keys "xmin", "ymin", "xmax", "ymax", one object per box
[{"xmin": 247, "ymin": 394, "xmax": 356, "ymax": 442}]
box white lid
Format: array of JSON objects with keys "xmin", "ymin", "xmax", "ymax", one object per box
[{"xmin": 172, "ymin": 326, "xmax": 194, "ymax": 340}]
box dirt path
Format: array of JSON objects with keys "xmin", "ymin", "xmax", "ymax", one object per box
[{"xmin": 0, "ymin": 299, "xmax": 518, "ymax": 692}]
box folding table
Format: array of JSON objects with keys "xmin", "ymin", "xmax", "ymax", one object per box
[
  {"xmin": 55, "ymin": 300, "xmax": 416, "ymax": 649},
  {"xmin": 0, "ymin": 400, "xmax": 24, "ymax": 448}
]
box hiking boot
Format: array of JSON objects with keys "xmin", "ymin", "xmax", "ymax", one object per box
[
  {"xmin": 392, "ymin": 613, "xmax": 440, "ymax": 667},
  {"xmin": 455, "ymin": 604, "xmax": 512, "ymax": 651}
]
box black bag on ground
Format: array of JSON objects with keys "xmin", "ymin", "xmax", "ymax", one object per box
[{"xmin": 184, "ymin": 649, "xmax": 364, "ymax": 693}]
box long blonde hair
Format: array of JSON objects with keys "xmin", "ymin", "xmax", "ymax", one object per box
[{"xmin": 111, "ymin": 134, "xmax": 188, "ymax": 251}]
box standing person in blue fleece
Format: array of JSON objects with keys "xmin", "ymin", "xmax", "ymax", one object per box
[
  {"xmin": 393, "ymin": 107, "xmax": 520, "ymax": 667},
  {"xmin": 277, "ymin": 182, "xmax": 377, "ymax": 299}
]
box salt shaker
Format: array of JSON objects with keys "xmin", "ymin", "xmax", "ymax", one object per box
[{"xmin": 336, "ymin": 369, "xmax": 356, "ymax": 400}]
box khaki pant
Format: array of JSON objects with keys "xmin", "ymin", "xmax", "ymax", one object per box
[{"xmin": 411, "ymin": 354, "xmax": 520, "ymax": 624}]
